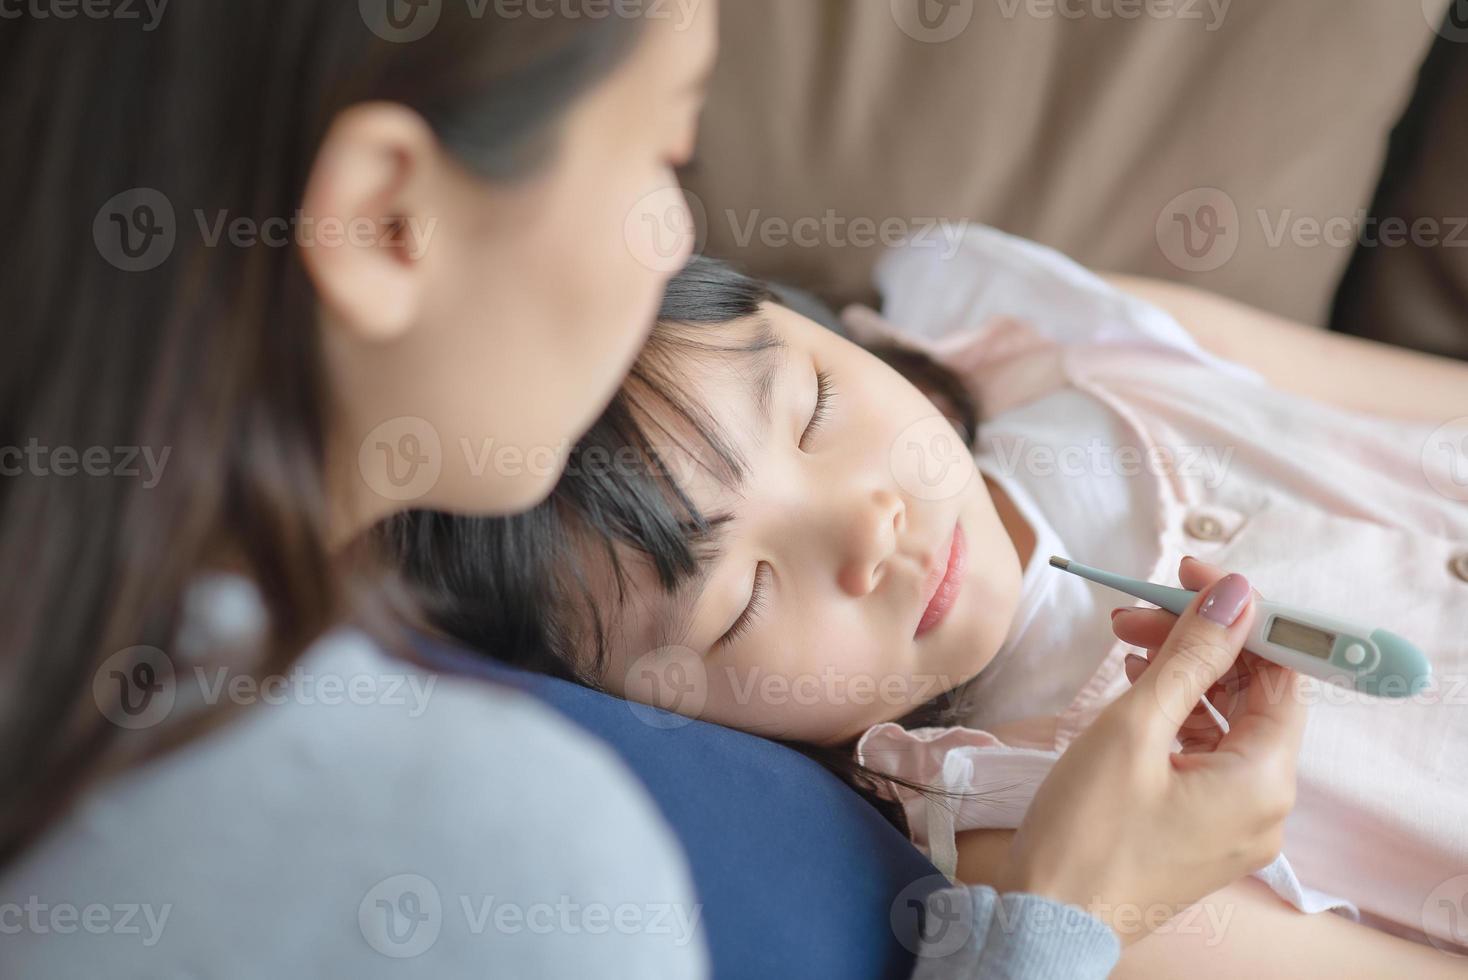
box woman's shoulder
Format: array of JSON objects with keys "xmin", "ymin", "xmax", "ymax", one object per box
[{"xmin": 0, "ymin": 631, "xmax": 706, "ymax": 977}]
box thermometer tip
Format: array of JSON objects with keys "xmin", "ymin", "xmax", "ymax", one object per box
[{"xmin": 1049, "ymin": 556, "xmax": 1071, "ymax": 571}]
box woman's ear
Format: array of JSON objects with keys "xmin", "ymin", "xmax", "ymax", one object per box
[{"xmin": 299, "ymin": 102, "xmax": 439, "ymax": 343}]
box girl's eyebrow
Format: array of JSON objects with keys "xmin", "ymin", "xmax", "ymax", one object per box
[
  {"xmin": 669, "ymin": 321, "xmax": 786, "ymax": 502},
  {"xmin": 647, "ymin": 520, "xmax": 723, "ymax": 649},
  {"xmin": 664, "ymin": 514, "xmax": 732, "ymax": 641},
  {"xmin": 747, "ymin": 339, "xmax": 784, "ymax": 437},
  {"xmin": 691, "ymin": 334, "xmax": 787, "ymax": 554}
]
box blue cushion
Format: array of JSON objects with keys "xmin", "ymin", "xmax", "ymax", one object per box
[{"xmin": 416, "ymin": 637, "xmax": 941, "ymax": 980}]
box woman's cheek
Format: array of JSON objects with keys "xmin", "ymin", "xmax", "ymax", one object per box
[{"xmin": 621, "ymin": 171, "xmax": 697, "ymax": 279}]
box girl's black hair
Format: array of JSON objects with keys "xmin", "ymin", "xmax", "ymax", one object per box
[
  {"xmin": 382, "ymin": 257, "xmax": 981, "ymax": 834},
  {"xmin": 385, "ymin": 257, "xmax": 783, "ymax": 680}
]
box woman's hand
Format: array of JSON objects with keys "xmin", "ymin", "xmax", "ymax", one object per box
[{"xmin": 992, "ymin": 557, "xmax": 1308, "ymax": 944}]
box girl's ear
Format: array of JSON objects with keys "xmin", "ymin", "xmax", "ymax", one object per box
[{"xmin": 298, "ymin": 102, "xmax": 439, "ymax": 343}]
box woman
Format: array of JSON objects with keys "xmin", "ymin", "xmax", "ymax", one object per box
[{"xmin": 0, "ymin": 3, "xmax": 1305, "ymax": 976}]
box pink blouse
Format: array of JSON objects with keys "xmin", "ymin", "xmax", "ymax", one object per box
[{"xmin": 848, "ymin": 226, "xmax": 1468, "ymax": 949}]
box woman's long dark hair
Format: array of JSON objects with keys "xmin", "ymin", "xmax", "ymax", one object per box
[
  {"xmin": 383, "ymin": 258, "xmax": 982, "ymax": 833},
  {"xmin": 0, "ymin": 4, "xmax": 641, "ymax": 862}
]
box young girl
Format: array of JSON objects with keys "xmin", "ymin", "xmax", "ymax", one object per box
[{"xmin": 387, "ymin": 232, "xmax": 1468, "ymax": 973}]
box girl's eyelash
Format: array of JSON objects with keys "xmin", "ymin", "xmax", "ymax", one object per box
[
  {"xmin": 717, "ymin": 561, "xmax": 770, "ymax": 649},
  {"xmin": 800, "ymin": 371, "xmax": 835, "ymax": 450}
]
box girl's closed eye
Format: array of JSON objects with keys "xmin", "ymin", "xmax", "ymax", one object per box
[
  {"xmin": 800, "ymin": 370, "xmax": 835, "ymax": 451},
  {"xmin": 717, "ymin": 560, "xmax": 770, "ymax": 650}
]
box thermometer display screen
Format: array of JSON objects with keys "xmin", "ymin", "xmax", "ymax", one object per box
[{"xmin": 1267, "ymin": 617, "xmax": 1336, "ymax": 659}]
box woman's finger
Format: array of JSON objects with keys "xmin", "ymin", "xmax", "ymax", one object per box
[
  {"xmin": 1114, "ymin": 611, "xmax": 1253, "ymax": 694},
  {"xmin": 1162, "ymin": 561, "xmax": 1309, "ymax": 776},
  {"xmin": 1112, "ymin": 555, "xmax": 1266, "ymax": 691},
  {"xmin": 1124, "ymin": 571, "xmax": 1258, "ymax": 748},
  {"xmin": 1176, "ymin": 700, "xmax": 1226, "ymax": 753},
  {"xmin": 1110, "ymin": 562, "xmax": 1266, "ymax": 648},
  {"xmin": 1178, "ymin": 555, "xmax": 1225, "ymax": 591},
  {"xmin": 1125, "ymin": 653, "xmax": 1230, "ymax": 749},
  {"xmin": 1215, "ymin": 658, "xmax": 1309, "ymax": 766},
  {"xmin": 1113, "ymin": 606, "xmax": 1180, "ymax": 648}
]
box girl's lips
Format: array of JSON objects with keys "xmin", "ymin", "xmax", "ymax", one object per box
[{"xmin": 916, "ymin": 522, "xmax": 967, "ymax": 638}]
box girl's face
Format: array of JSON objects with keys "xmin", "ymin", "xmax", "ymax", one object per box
[{"xmin": 596, "ymin": 304, "xmax": 1025, "ymax": 744}]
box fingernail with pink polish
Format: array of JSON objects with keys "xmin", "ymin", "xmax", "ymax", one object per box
[{"xmin": 1199, "ymin": 573, "xmax": 1251, "ymax": 626}]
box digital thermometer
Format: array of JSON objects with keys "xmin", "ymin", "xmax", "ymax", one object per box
[{"xmin": 1050, "ymin": 557, "xmax": 1432, "ymax": 698}]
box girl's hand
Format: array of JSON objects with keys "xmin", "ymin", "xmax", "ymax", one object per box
[{"xmin": 992, "ymin": 558, "xmax": 1308, "ymax": 944}]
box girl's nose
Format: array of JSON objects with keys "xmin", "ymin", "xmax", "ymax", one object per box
[{"xmin": 836, "ymin": 489, "xmax": 905, "ymax": 597}]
